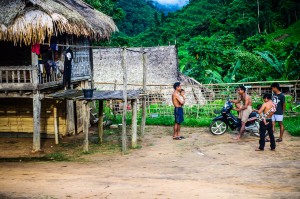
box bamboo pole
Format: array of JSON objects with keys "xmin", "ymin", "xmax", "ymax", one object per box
[
  {"xmin": 53, "ymin": 106, "xmax": 59, "ymax": 144},
  {"xmin": 121, "ymin": 48, "xmax": 127, "ymax": 154},
  {"xmin": 141, "ymin": 49, "xmax": 147, "ymax": 137},
  {"xmin": 98, "ymin": 100, "xmax": 104, "ymax": 143},
  {"xmin": 131, "ymin": 99, "xmax": 137, "ymax": 148}
]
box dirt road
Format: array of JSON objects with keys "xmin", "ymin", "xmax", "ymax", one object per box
[{"xmin": 0, "ymin": 126, "xmax": 299, "ymax": 199}]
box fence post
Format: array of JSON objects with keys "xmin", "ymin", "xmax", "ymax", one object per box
[
  {"xmin": 122, "ymin": 48, "xmax": 127, "ymax": 154},
  {"xmin": 141, "ymin": 48, "xmax": 147, "ymax": 137}
]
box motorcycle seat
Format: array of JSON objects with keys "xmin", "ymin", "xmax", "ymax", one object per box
[{"xmin": 248, "ymin": 112, "xmax": 257, "ymax": 121}]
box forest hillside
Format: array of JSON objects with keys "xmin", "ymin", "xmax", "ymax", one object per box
[{"xmin": 86, "ymin": 0, "xmax": 300, "ymax": 83}]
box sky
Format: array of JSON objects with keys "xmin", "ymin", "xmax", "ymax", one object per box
[{"xmin": 152, "ymin": 0, "xmax": 189, "ymax": 7}]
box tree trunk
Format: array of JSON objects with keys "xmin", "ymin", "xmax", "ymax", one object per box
[{"xmin": 257, "ymin": 0, "xmax": 261, "ymax": 34}]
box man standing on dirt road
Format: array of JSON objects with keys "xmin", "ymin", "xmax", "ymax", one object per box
[
  {"xmin": 172, "ymin": 82, "xmax": 186, "ymax": 140},
  {"xmin": 230, "ymin": 85, "xmax": 253, "ymax": 140},
  {"xmin": 254, "ymin": 93, "xmax": 276, "ymax": 151},
  {"xmin": 271, "ymin": 82, "xmax": 286, "ymax": 142}
]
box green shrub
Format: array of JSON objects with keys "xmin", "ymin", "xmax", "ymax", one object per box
[{"xmin": 284, "ymin": 116, "xmax": 300, "ymax": 136}]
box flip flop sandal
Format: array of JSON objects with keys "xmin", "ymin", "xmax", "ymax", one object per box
[
  {"xmin": 255, "ymin": 148, "xmax": 264, "ymax": 151},
  {"xmin": 276, "ymin": 138, "xmax": 282, "ymax": 142},
  {"xmin": 173, "ymin": 137, "xmax": 182, "ymax": 140},
  {"xmin": 265, "ymin": 139, "xmax": 270, "ymax": 142},
  {"xmin": 179, "ymin": 136, "xmax": 185, "ymax": 139}
]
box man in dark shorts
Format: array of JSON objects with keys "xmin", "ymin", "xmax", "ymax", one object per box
[
  {"xmin": 254, "ymin": 93, "xmax": 276, "ymax": 151},
  {"xmin": 172, "ymin": 82, "xmax": 186, "ymax": 140}
]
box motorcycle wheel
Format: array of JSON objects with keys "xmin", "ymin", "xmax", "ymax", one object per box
[{"xmin": 210, "ymin": 120, "xmax": 228, "ymax": 135}]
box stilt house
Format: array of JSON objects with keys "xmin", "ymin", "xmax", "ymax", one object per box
[{"xmin": 0, "ymin": 0, "xmax": 117, "ymax": 151}]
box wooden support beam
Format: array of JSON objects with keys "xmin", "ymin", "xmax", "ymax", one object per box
[
  {"xmin": 121, "ymin": 48, "xmax": 127, "ymax": 154},
  {"xmin": 66, "ymin": 100, "xmax": 75, "ymax": 135},
  {"xmin": 32, "ymin": 92, "xmax": 41, "ymax": 152},
  {"xmin": 53, "ymin": 105, "xmax": 59, "ymax": 145},
  {"xmin": 83, "ymin": 101, "xmax": 90, "ymax": 152},
  {"xmin": 141, "ymin": 49, "xmax": 147, "ymax": 137},
  {"xmin": 131, "ymin": 99, "xmax": 137, "ymax": 148},
  {"xmin": 98, "ymin": 100, "xmax": 104, "ymax": 143}
]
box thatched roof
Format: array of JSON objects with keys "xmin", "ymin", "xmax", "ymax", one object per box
[{"xmin": 0, "ymin": 0, "xmax": 118, "ymax": 45}]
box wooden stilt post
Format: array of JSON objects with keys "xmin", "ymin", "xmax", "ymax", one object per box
[
  {"xmin": 141, "ymin": 48, "xmax": 147, "ymax": 137},
  {"xmin": 98, "ymin": 100, "xmax": 104, "ymax": 143},
  {"xmin": 131, "ymin": 99, "xmax": 137, "ymax": 148},
  {"xmin": 113, "ymin": 79, "xmax": 117, "ymax": 120},
  {"xmin": 32, "ymin": 91, "xmax": 41, "ymax": 152},
  {"xmin": 83, "ymin": 101, "xmax": 90, "ymax": 152},
  {"xmin": 67, "ymin": 100, "xmax": 75, "ymax": 135},
  {"xmin": 53, "ymin": 105, "xmax": 59, "ymax": 144},
  {"xmin": 122, "ymin": 48, "xmax": 127, "ymax": 154}
]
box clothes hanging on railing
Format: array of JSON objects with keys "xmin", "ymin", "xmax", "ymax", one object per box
[
  {"xmin": 63, "ymin": 48, "xmax": 73, "ymax": 89},
  {"xmin": 32, "ymin": 44, "xmax": 40, "ymax": 55}
]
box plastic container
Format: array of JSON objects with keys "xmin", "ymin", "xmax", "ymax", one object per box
[{"xmin": 82, "ymin": 88, "xmax": 96, "ymax": 99}]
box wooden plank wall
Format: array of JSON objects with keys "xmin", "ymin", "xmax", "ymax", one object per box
[{"xmin": 0, "ymin": 98, "xmax": 67, "ymax": 135}]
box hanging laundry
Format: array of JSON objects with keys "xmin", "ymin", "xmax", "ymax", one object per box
[
  {"xmin": 50, "ymin": 43, "xmax": 58, "ymax": 51},
  {"xmin": 63, "ymin": 48, "xmax": 73, "ymax": 89},
  {"xmin": 31, "ymin": 43, "xmax": 40, "ymax": 55}
]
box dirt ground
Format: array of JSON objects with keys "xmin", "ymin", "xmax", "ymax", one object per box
[{"xmin": 0, "ymin": 126, "xmax": 299, "ymax": 199}]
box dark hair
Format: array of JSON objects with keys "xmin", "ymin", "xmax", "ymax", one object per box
[
  {"xmin": 239, "ymin": 85, "xmax": 246, "ymax": 92},
  {"xmin": 173, "ymin": 82, "xmax": 180, "ymax": 90},
  {"xmin": 271, "ymin": 82, "xmax": 280, "ymax": 89},
  {"xmin": 257, "ymin": 104, "xmax": 262, "ymax": 110},
  {"xmin": 263, "ymin": 93, "xmax": 272, "ymax": 100},
  {"xmin": 181, "ymin": 89, "xmax": 184, "ymax": 92}
]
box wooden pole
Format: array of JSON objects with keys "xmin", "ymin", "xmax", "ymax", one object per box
[
  {"xmin": 83, "ymin": 101, "xmax": 90, "ymax": 152},
  {"xmin": 113, "ymin": 79, "xmax": 117, "ymax": 120},
  {"xmin": 67, "ymin": 100, "xmax": 75, "ymax": 135},
  {"xmin": 32, "ymin": 91, "xmax": 41, "ymax": 152},
  {"xmin": 32, "ymin": 47, "xmax": 42, "ymax": 152},
  {"xmin": 53, "ymin": 105, "xmax": 59, "ymax": 144},
  {"xmin": 98, "ymin": 100, "xmax": 104, "ymax": 143},
  {"xmin": 131, "ymin": 99, "xmax": 137, "ymax": 148},
  {"xmin": 122, "ymin": 48, "xmax": 127, "ymax": 154},
  {"xmin": 141, "ymin": 49, "xmax": 147, "ymax": 137}
]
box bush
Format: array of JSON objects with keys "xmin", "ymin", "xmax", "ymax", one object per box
[{"xmin": 284, "ymin": 116, "xmax": 300, "ymax": 136}]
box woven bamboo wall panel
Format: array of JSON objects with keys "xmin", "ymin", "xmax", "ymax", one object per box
[
  {"xmin": 93, "ymin": 46, "xmax": 179, "ymax": 90},
  {"xmin": 0, "ymin": 99, "xmax": 67, "ymax": 134}
]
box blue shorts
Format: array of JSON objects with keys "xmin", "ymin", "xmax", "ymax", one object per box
[{"xmin": 174, "ymin": 107, "xmax": 184, "ymax": 124}]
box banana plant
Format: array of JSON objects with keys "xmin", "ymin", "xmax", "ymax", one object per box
[{"xmin": 255, "ymin": 43, "xmax": 300, "ymax": 80}]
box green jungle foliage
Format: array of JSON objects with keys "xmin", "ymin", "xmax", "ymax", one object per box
[
  {"xmin": 284, "ymin": 117, "xmax": 300, "ymax": 136},
  {"xmin": 116, "ymin": 0, "xmax": 161, "ymax": 36},
  {"xmin": 86, "ymin": 0, "xmax": 300, "ymax": 83}
]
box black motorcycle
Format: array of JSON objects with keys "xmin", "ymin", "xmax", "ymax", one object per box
[{"xmin": 209, "ymin": 99, "xmax": 260, "ymax": 136}]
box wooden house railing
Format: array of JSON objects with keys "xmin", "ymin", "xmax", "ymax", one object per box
[
  {"xmin": 0, "ymin": 66, "xmax": 62, "ymax": 91},
  {"xmin": 0, "ymin": 66, "xmax": 37, "ymax": 84}
]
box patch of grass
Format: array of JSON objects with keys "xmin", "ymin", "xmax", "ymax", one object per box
[
  {"xmin": 146, "ymin": 116, "xmax": 174, "ymax": 126},
  {"xmin": 183, "ymin": 117, "xmax": 211, "ymax": 127},
  {"xmin": 45, "ymin": 153, "xmax": 69, "ymax": 161},
  {"xmin": 145, "ymin": 115, "xmax": 212, "ymax": 127},
  {"xmin": 284, "ymin": 116, "xmax": 300, "ymax": 136},
  {"xmin": 130, "ymin": 145, "xmax": 142, "ymax": 149}
]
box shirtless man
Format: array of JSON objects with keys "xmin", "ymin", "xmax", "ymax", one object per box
[
  {"xmin": 172, "ymin": 82, "xmax": 186, "ymax": 140},
  {"xmin": 230, "ymin": 86, "xmax": 252, "ymax": 140},
  {"xmin": 254, "ymin": 93, "xmax": 276, "ymax": 151}
]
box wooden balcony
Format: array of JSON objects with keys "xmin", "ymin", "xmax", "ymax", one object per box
[{"xmin": 0, "ymin": 66, "xmax": 90, "ymax": 92}]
